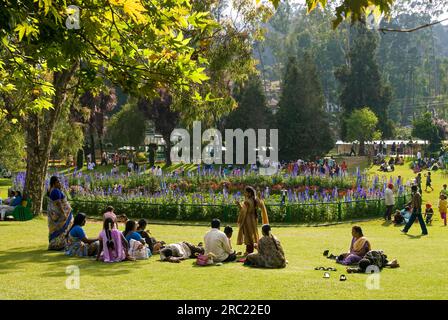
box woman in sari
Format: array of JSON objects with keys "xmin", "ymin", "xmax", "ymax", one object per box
[
  {"xmin": 336, "ymin": 226, "xmax": 371, "ymax": 265},
  {"xmin": 245, "ymin": 224, "xmax": 286, "ymax": 268},
  {"xmin": 235, "ymin": 186, "xmax": 269, "ymax": 255},
  {"xmin": 65, "ymin": 213, "xmax": 99, "ymax": 257},
  {"xmin": 47, "ymin": 176, "xmax": 74, "ymax": 251}
]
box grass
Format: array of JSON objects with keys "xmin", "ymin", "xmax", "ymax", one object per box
[{"xmin": 1, "ymin": 161, "xmax": 448, "ymax": 299}]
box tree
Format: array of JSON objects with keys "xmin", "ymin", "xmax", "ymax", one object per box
[
  {"xmin": 226, "ymin": 75, "xmax": 271, "ymax": 130},
  {"xmin": 412, "ymin": 112, "xmax": 442, "ymax": 152},
  {"xmin": 0, "ymin": 0, "xmax": 217, "ymax": 214},
  {"xmin": 137, "ymin": 90, "xmax": 179, "ymax": 166},
  {"xmin": 346, "ymin": 107, "xmax": 379, "ymax": 156},
  {"xmin": 0, "ymin": 121, "xmax": 26, "ymax": 171},
  {"xmin": 106, "ymin": 101, "xmax": 147, "ymax": 151},
  {"xmin": 276, "ymin": 54, "xmax": 334, "ymax": 161},
  {"xmin": 335, "ymin": 24, "xmax": 392, "ymax": 139},
  {"xmin": 79, "ymin": 88, "xmax": 118, "ymax": 162}
]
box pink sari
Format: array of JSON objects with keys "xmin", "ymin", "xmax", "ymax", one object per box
[{"xmin": 98, "ymin": 229, "xmax": 126, "ymax": 262}]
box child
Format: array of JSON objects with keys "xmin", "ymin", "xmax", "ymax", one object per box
[
  {"xmin": 439, "ymin": 194, "xmax": 447, "ymax": 226},
  {"xmin": 97, "ymin": 218, "xmax": 132, "ymax": 262},
  {"xmin": 424, "ymin": 203, "xmax": 434, "ymax": 225},
  {"xmin": 425, "ymin": 172, "xmax": 434, "ymax": 192}
]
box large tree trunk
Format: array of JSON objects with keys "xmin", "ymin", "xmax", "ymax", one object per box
[
  {"xmin": 23, "ymin": 66, "xmax": 77, "ymax": 215},
  {"xmin": 359, "ymin": 140, "xmax": 366, "ymax": 156},
  {"xmin": 163, "ymin": 133, "xmax": 172, "ymax": 166}
]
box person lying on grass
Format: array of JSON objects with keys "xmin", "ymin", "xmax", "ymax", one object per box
[
  {"xmin": 65, "ymin": 213, "xmax": 99, "ymax": 257},
  {"xmin": 97, "ymin": 218, "xmax": 134, "ymax": 262},
  {"xmin": 136, "ymin": 219, "xmax": 164, "ymax": 254},
  {"xmin": 244, "ymin": 224, "xmax": 286, "ymax": 269},
  {"xmin": 346, "ymin": 250, "xmax": 399, "ymax": 273},
  {"xmin": 336, "ymin": 226, "xmax": 371, "ymax": 266},
  {"xmin": 159, "ymin": 242, "xmax": 204, "ymax": 263}
]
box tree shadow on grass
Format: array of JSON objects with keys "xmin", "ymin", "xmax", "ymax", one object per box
[{"xmin": 0, "ymin": 247, "xmax": 137, "ymax": 276}]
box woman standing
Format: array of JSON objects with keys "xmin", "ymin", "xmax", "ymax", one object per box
[
  {"xmin": 65, "ymin": 213, "xmax": 99, "ymax": 257},
  {"xmin": 47, "ymin": 176, "xmax": 73, "ymax": 251},
  {"xmin": 245, "ymin": 224, "xmax": 286, "ymax": 268},
  {"xmin": 235, "ymin": 186, "xmax": 269, "ymax": 255}
]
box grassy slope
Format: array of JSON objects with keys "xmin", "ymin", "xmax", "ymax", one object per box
[{"xmin": 1, "ymin": 162, "xmax": 448, "ymax": 299}]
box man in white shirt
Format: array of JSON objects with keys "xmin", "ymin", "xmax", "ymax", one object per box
[
  {"xmin": 384, "ymin": 183, "xmax": 395, "ymax": 221},
  {"xmin": 204, "ymin": 219, "xmax": 236, "ymax": 263}
]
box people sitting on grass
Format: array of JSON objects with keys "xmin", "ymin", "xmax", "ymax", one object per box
[
  {"xmin": 346, "ymin": 250, "xmax": 399, "ymax": 273},
  {"xmin": 47, "ymin": 176, "xmax": 74, "ymax": 251},
  {"xmin": 137, "ymin": 219, "xmax": 163, "ymax": 254},
  {"xmin": 97, "ymin": 217, "xmax": 132, "ymax": 262},
  {"xmin": 204, "ymin": 219, "xmax": 236, "ymax": 263},
  {"xmin": 335, "ymin": 226, "xmax": 371, "ymax": 265},
  {"xmin": 159, "ymin": 241, "xmax": 204, "ymax": 263},
  {"xmin": 393, "ymin": 206, "xmax": 412, "ymax": 225},
  {"xmin": 65, "ymin": 213, "xmax": 99, "ymax": 257},
  {"xmin": 424, "ymin": 203, "xmax": 434, "ymax": 225},
  {"xmin": 122, "ymin": 220, "xmax": 152, "ymax": 259},
  {"xmin": 244, "ymin": 224, "xmax": 286, "ymax": 269},
  {"xmin": 0, "ymin": 190, "xmax": 22, "ymax": 220}
]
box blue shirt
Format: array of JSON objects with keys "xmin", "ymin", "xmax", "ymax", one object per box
[
  {"xmin": 69, "ymin": 225, "xmax": 86, "ymax": 239},
  {"xmin": 125, "ymin": 231, "xmax": 143, "ymax": 243},
  {"xmin": 49, "ymin": 188, "xmax": 65, "ymax": 201},
  {"xmin": 11, "ymin": 196, "xmax": 22, "ymax": 207}
]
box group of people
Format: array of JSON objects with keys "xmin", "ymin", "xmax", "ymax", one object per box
[
  {"xmin": 330, "ymin": 226, "xmax": 399, "ymax": 273},
  {"xmin": 45, "ymin": 177, "xmax": 287, "ymax": 269},
  {"xmin": 0, "ymin": 190, "xmax": 23, "ymax": 220},
  {"xmin": 283, "ymin": 158, "xmax": 348, "ymax": 177}
]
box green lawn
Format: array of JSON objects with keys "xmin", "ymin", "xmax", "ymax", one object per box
[
  {"xmin": 1, "ymin": 215, "xmax": 448, "ymax": 299},
  {"xmin": 1, "ymin": 163, "xmax": 448, "ymax": 299}
]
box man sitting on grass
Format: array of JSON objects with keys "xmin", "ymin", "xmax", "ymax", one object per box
[{"xmin": 204, "ymin": 219, "xmax": 237, "ymax": 263}]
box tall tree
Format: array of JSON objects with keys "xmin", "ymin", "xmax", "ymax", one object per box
[
  {"xmin": 335, "ymin": 25, "xmax": 393, "ymax": 140},
  {"xmin": 276, "ymin": 54, "xmax": 334, "ymax": 161},
  {"xmin": 346, "ymin": 107, "xmax": 379, "ymax": 156},
  {"xmin": 79, "ymin": 88, "xmax": 118, "ymax": 162},
  {"xmin": 0, "ymin": 0, "xmax": 217, "ymax": 214}
]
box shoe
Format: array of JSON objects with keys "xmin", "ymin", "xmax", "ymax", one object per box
[
  {"xmin": 323, "ymin": 250, "xmax": 329, "ymax": 257},
  {"xmin": 323, "ymin": 272, "xmax": 330, "ymax": 279},
  {"xmin": 400, "ymin": 229, "xmax": 407, "ymax": 233},
  {"xmin": 340, "ymin": 275, "xmax": 347, "ymax": 281},
  {"xmin": 421, "ymin": 233, "xmax": 428, "ymax": 236}
]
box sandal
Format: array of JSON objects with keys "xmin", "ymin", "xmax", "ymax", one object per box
[
  {"xmin": 339, "ymin": 275, "xmax": 347, "ymax": 281},
  {"xmin": 323, "ymin": 249, "xmax": 329, "ymax": 257},
  {"xmin": 326, "ymin": 267, "xmax": 337, "ymax": 271},
  {"xmin": 314, "ymin": 266, "xmax": 325, "ymax": 270},
  {"xmin": 323, "ymin": 272, "xmax": 330, "ymax": 279}
]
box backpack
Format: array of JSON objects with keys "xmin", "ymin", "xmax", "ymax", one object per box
[{"xmin": 196, "ymin": 254, "xmax": 213, "ymax": 266}]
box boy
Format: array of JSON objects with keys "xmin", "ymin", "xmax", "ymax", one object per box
[
  {"xmin": 424, "ymin": 203, "xmax": 434, "ymax": 225},
  {"xmin": 425, "ymin": 172, "xmax": 434, "ymax": 192}
]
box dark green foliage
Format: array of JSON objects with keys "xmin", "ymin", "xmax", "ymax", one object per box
[{"xmin": 276, "ymin": 53, "xmax": 334, "ymax": 161}]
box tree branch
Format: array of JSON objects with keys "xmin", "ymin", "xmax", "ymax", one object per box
[{"xmin": 379, "ymin": 18, "xmax": 448, "ymax": 33}]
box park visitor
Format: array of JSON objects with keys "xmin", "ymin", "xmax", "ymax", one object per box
[
  {"xmin": 204, "ymin": 219, "xmax": 236, "ymax": 263},
  {"xmin": 47, "ymin": 176, "xmax": 74, "ymax": 251},
  {"xmin": 103, "ymin": 206, "xmax": 117, "ymax": 224},
  {"xmin": 440, "ymin": 184, "xmax": 448, "ymax": 198},
  {"xmin": 0, "ymin": 190, "xmax": 22, "ymax": 220},
  {"xmin": 97, "ymin": 217, "xmax": 131, "ymax": 262},
  {"xmin": 347, "ymin": 250, "xmax": 399, "ymax": 273},
  {"xmin": 65, "ymin": 213, "xmax": 99, "ymax": 257},
  {"xmin": 425, "ymin": 172, "xmax": 433, "ymax": 192},
  {"xmin": 137, "ymin": 219, "xmax": 163, "ymax": 254},
  {"xmin": 439, "ymin": 194, "xmax": 447, "ymax": 226},
  {"xmin": 159, "ymin": 241, "xmax": 204, "ymax": 263},
  {"xmin": 123, "ymin": 220, "xmax": 151, "ymax": 259},
  {"xmin": 223, "ymin": 225, "xmax": 235, "ymax": 251},
  {"xmin": 424, "ymin": 203, "xmax": 434, "ymax": 225},
  {"xmin": 393, "ymin": 206, "xmax": 412, "ymax": 225},
  {"xmin": 415, "ymin": 173, "xmax": 422, "ymax": 193},
  {"xmin": 236, "ymin": 186, "xmax": 269, "ymax": 255},
  {"xmin": 401, "ymin": 185, "xmax": 428, "ymax": 235},
  {"xmin": 244, "ymin": 224, "xmax": 286, "ymax": 269},
  {"xmin": 336, "ymin": 226, "xmax": 371, "ymax": 265},
  {"xmin": 384, "ymin": 183, "xmax": 395, "ymax": 221}
]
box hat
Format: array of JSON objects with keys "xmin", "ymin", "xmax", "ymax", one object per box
[
  {"xmin": 388, "ymin": 183, "xmax": 393, "ymax": 189},
  {"xmin": 426, "ymin": 203, "xmax": 432, "ymax": 208}
]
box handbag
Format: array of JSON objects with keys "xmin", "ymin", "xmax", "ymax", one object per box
[
  {"xmin": 128, "ymin": 239, "xmax": 149, "ymax": 260},
  {"xmin": 196, "ymin": 254, "xmax": 213, "ymax": 266}
]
